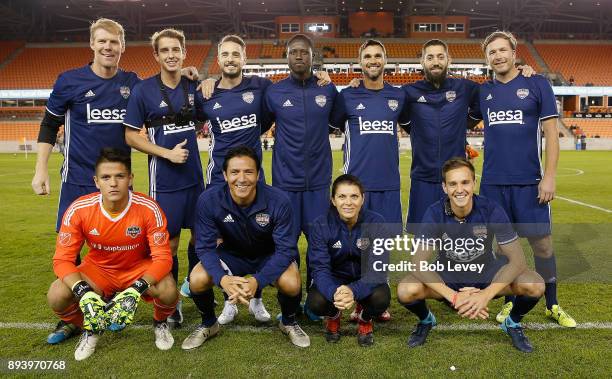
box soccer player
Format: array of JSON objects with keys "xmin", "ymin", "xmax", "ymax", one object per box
[
  {"xmin": 307, "ymin": 174, "xmax": 390, "ymax": 346},
  {"xmin": 397, "ymin": 157, "xmax": 544, "ymax": 352},
  {"xmin": 477, "ymin": 31, "xmax": 575, "ymax": 327},
  {"xmin": 123, "ymin": 28, "xmax": 204, "ymax": 327},
  {"xmin": 182, "ymin": 146, "xmax": 309, "ymax": 349},
  {"xmin": 46, "ymin": 148, "xmax": 177, "ymax": 361}
]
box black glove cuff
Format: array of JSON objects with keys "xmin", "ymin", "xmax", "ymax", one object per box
[
  {"xmin": 72, "ymin": 280, "xmax": 93, "ymax": 299},
  {"xmin": 131, "ymin": 278, "xmax": 150, "ymax": 295}
]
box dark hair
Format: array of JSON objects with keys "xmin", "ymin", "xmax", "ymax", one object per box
[
  {"xmin": 223, "ymin": 145, "xmax": 261, "ymax": 173},
  {"xmin": 421, "ymin": 39, "xmax": 449, "ymax": 58},
  {"xmin": 95, "ymin": 147, "xmax": 131, "ymax": 173},
  {"xmin": 218, "ymin": 34, "xmax": 246, "ymax": 53},
  {"xmin": 358, "ymin": 39, "xmax": 386, "ymax": 60},
  {"xmin": 442, "ymin": 157, "xmax": 475, "ymax": 181},
  {"xmin": 286, "ymin": 34, "xmax": 314, "ymax": 51},
  {"xmin": 331, "ymin": 174, "xmax": 365, "ymax": 197}
]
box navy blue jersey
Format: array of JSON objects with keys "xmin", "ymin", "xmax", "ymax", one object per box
[
  {"xmin": 309, "ymin": 208, "xmax": 388, "ymax": 302},
  {"xmin": 263, "ymin": 75, "xmax": 338, "ymax": 191},
  {"xmin": 199, "ymin": 76, "xmax": 273, "ymax": 187},
  {"xmin": 124, "ymin": 76, "xmax": 204, "ymax": 193},
  {"xmin": 330, "ymin": 82, "xmax": 409, "ymax": 191},
  {"xmin": 46, "ymin": 64, "xmax": 139, "ymax": 185},
  {"xmin": 195, "ymin": 183, "xmax": 298, "ymax": 289},
  {"xmin": 478, "ymin": 74, "xmax": 558, "ymax": 185},
  {"xmin": 402, "ymin": 78, "xmax": 481, "ymax": 183},
  {"xmin": 420, "ymin": 194, "xmax": 518, "ymax": 267}
]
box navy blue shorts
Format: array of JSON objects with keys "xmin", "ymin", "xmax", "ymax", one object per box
[
  {"xmin": 439, "ymin": 256, "xmax": 509, "ymax": 291},
  {"xmin": 406, "ymin": 179, "xmax": 445, "ymax": 233},
  {"xmin": 57, "ymin": 182, "xmax": 98, "ymax": 232},
  {"xmin": 364, "ymin": 190, "xmax": 403, "ymax": 225},
  {"xmin": 153, "ymin": 184, "xmax": 204, "ymax": 237},
  {"xmin": 479, "ymin": 184, "xmax": 551, "ymax": 237},
  {"xmin": 282, "ymin": 188, "xmax": 330, "ymax": 240},
  {"xmin": 216, "ymin": 249, "xmax": 295, "ymax": 284}
]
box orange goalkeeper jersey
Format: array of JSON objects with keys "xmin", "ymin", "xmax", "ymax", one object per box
[{"xmin": 53, "ymin": 191, "xmax": 172, "ymax": 282}]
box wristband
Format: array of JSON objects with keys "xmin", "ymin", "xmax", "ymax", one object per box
[
  {"xmin": 71, "ymin": 280, "xmax": 93, "ymax": 299},
  {"xmin": 451, "ymin": 292, "xmax": 458, "ymax": 307},
  {"xmin": 130, "ymin": 278, "xmax": 150, "ymax": 295}
]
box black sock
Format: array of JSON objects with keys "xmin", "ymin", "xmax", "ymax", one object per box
[
  {"xmin": 504, "ymin": 295, "xmax": 516, "ymax": 304},
  {"xmin": 509, "ymin": 295, "xmax": 540, "ymax": 323},
  {"xmin": 254, "ymin": 287, "xmax": 263, "ymax": 299},
  {"xmin": 403, "ymin": 300, "xmax": 429, "ymax": 321},
  {"xmin": 187, "ymin": 242, "xmax": 198, "ymax": 279},
  {"xmin": 534, "ymin": 255, "xmax": 558, "ymax": 308},
  {"xmin": 278, "ymin": 291, "xmax": 300, "ymax": 325},
  {"xmin": 192, "ymin": 288, "xmax": 216, "ymax": 327},
  {"xmin": 171, "ymin": 255, "xmax": 179, "ymax": 284}
]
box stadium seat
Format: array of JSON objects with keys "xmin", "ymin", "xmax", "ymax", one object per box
[
  {"xmin": 535, "ymin": 43, "xmax": 612, "ymax": 86},
  {"xmin": 563, "ymin": 118, "xmax": 612, "ymax": 137}
]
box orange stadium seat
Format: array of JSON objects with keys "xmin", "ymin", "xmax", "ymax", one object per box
[
  {"xmin": 0, "ymin": 121, "xmax": 40, "ymax": 141},
  {"xmin": 0, "ymin": 41, "xmax": 25, "ymax": 63},
  {"xmin": 535, "ymin": 43, "xmax": 612, "ymax": 86},
  {"xmin": 564, "ymin": 118, "xmax": 612, "ymax": 138},
  {"xmin": 0, "ymin": 106, "xmax": 45, "ymax": 120}
]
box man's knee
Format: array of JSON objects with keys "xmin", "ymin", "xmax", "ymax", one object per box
[
  {"xmin": 148, "ymin": 275, "xmax": 179, "ymax": 304},
  {"xmin": 277, "ymin": 263, "xmax": 301, "ymax": 297},
  {"xmin": 397, "ymin": 280, "xmax": 426, "ymax": 304},
  {"xmin": 514, "ymin": 271, "xmax": 545, "ymax": 298},
  {"xmin": 305, "ymin": 288, "xmax": 331, "ymax": 316},
  {"xmin": 189, "ymin": 263, "xmax": 214, "ymax": 293},
  {"xmin": 47, "ymin": 279, "xmax": 74, "ymax": 310},
  {"xmin": 368, "ymin": 285, "xmax": 391, "ymax": 310},
  {"xmin": 528, "ymin": 236, "xmax": 553, "ymax": 258}
]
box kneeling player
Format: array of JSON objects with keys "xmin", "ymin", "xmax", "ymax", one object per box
[
  {"xmin": 182, "ymin": 146, "xmax": 309, "ymax": 349},
  {"xmin": 397, "ymin": 158, "xmax": 544, "ymax": 352},
  {"xmin": 47, "ymin": 148, "xmax": 178, "ymax": 360},
  {"xmin": 306, "ymin": 174, "xmax": 390, "ymax": 347}
]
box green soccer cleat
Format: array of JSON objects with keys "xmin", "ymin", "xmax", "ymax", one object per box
[
  {"xmin": 496, "ymin": 301, "xmax": 513, "ymax": 323},
  {"xmin": 545, "ymin": 305, "xmax": 577, "ymax": 328}
]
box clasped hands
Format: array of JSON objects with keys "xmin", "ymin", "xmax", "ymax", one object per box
[
  {"xmin": 220, "ymin": 275, "xmax": 258, "ymax": 305},
  {"xmin": 451, "ymin": 287, "xmax": 493, "ymax": 320}
]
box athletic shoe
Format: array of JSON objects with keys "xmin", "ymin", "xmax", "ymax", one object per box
[
  {"xmin": 249, "ymin": 298, "xmax": 271, "ymax": 323},
  {"xmin": 407, "ymin": 312, "xmax": 437, "ymax": 348},
  {"xmin": 349, "ymin": 304, "xmax": 363, "ymax": 323},
  {"xmin": 324, "ymin": 312, "xmax": 341, "ymax": 343},
  {"xmin": 377, "ymin": 309, "xmax": 392, "ymax": 322},
  {"xmin": 303, "ymin": 303, "xmax": 322, "ymax": 322},
  {"xmin": 279, "ymin": 322, "xmax": 310, "ymax": 347},
  {"xmin": 357, "ymin": 318, "xmax": 374, "ymax": 347},
  {"xmin": 181, "ymin": 322, "xmax": 220, "ymax": 350},
  {"xmin": 501, "ymin": 317, "xmax": 533, "ymax": 353},
  {"xmin": 218, "ymin": 301, "xmax": 238, "ymax": 325},
  {"xmin": 108, "ymin": 322, "xmax": 126, "ymax": 332},
  {"xmin": 545, "ymin": 304, "xmax": 577, "ymax": 328},
  {"xmin": 47, "ymin": 320, "xmax": 79, "ymax": 344},
  {"xmin": 154, "ymin": 321, "xmax": 174, "ymax": 350},
  {"xmin": 74, "ymin": 331, "xmax": 100, "ymax": 361},
  {"xmin": 180, "ymin": 277, "xmax": 191, "ymax": 298},
  {"xmin": 167, "ymin": 299, "xmax": 183, "ymax": 327},
  {"xmin": 496, "ymin": 301, "xmax": 514, "ymax": 323}
]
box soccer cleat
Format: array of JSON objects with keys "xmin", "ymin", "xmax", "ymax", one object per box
[
  {"xmin": 501, "ymin": 317, "xmax": 533, "ymax": 353},
  {"xmin": 349, "ymin": 304, "xmax": 363, "ymax": 323},
  {"xmin": 180, "ymin": 277, "xmax": 191, "ymax": 298},
  {"xmin": 357, "ymin": 319, "xmax": 374, "ymax": 347},
  {"xmin": 545, "ymin": 305, "xmax": 577, "ymax": 328},
  {"xmin": 74, "ymin": 331, "xmax": 100, "ymax": 361},
  {"xmin": 377, "ymin": 309, "xmax": 392, "ymax": 322},
  {"xmin": 324, "ymin": 313, "xmax": 341, "ymax": 343},
  {"xmin": 154, "ymin": 321, "xmax": 174, "ymax": 350},
  {"xmin": 496, "ymin": 301, "xmax": 514, "ymax": 323},
  {"xmin": 303, "ymin": 303, "xmax": 322, "ymax": 322},
  {"xmin": 279, "ymin": 322, "xmax": 310, "ymax": 348},
  {"xmin": 181, "ymin": 322, "xmax": 220, "ymax": 350},
  {"xmin": 167, "ymin": 300, "xmax": 183, "ymax": 327},
  {"xmin": 218, "ymin": 301, "xmax": 238, "ymax": 325},
  {"xmin": 407, "ymin": 312, "xmax": 437, "ymax": 348},
  {"xmin": 248, "ymin": 298, "xmax": 271, "ymax": 323},
  {"xmin": 108, "ymin": 322, "xmax": 126, "ymax": 332},
  {"xmin": 47, "ymin": 320, "xmax": 79, "ymax": 344}
]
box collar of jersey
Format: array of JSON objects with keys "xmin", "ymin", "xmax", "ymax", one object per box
[{"xmin": 99, "ymin": 191, "xmax": 132, "ymax": 223}]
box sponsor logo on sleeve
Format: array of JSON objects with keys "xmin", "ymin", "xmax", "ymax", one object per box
[
  {"xmin": 153, "ymin": 231, "xmax": 168, "ymax": 245},
  {"xmin": 59, "ymin": 232, "xmax": 71, "ymax": 246}
]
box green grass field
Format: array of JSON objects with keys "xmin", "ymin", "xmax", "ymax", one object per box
[{"xmin": 0, "ymin": 150, "xmax": 611, "ymax": 377}]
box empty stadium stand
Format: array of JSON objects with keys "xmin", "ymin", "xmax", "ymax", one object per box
[
  {"xmin": 534, "ymin": 43, "xmax": 612, "ymax": 85},
  {"xmin": 0, "ymin": 121, "xmax": 40, "ymax": 141},
  {"xmin": 564, "ymin": 118, "xmax": 612, "ymax": 138},
  {"xmin": 0, "ymin": 41, "xmax": 24, "ymax": 64}
]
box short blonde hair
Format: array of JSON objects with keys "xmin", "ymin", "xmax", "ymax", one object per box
[
  {"xmin": 151, "ymin": 28, "xmax": 186, "ymax": 53},
  {"xmin": 482, "ymin": 30, "xmax": 517, "ymax": 53},
  {"xmin": 90, "ymin": 18, "xmax": 125, "ymax": 48}
]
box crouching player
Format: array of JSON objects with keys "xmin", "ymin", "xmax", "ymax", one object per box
[
  {"xmin": 47, "ymin": 148, "xmax": 178, "ymax": 360},
  {"xmin": 306, "ymin": 175, "xmax": 390, "ymax": 347},
  {"xmin": 182, "ymin": 146, "xmax": 309, "ymax": 349},
  {"xmin": 397, "ymin": 158, "xmax": 544, "ymax": 352}
]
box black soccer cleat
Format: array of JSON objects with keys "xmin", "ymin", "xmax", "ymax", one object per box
[
  {"xmin": 501, "ymin": 319, "xmax": 534, "ymax": 353},
  {"xmin": 407, "ymin": 322, "xmax": 433, "ymax": 348},
  {"xmin": 357, "ymin": 319, "xmax": 374, "ymax": 347}
]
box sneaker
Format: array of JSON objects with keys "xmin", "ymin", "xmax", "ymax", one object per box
[
  {"xmin": 501, "ymin": 318, "xmax": 533, "ymax": 353},
  {"xmin": 407, "ymin": 312, "xmax": 437, "ymax": 348},
  {"xmin": 181, "ymin": 322, "xmax": 220, "ymax": 350},
  {"xmin": 47, "ymin": 320, "xmax": 79, "ymax": 344},
  {"xmin": 349, "ymin": 304, "xmax": 363, "ymax": 323},
  {"xmin": 167, "ymin": 300, "xmax": 183, "ymax": 328},
  {"xmin": 496, "ymin": 301, "xmax": 514, "ymax": 323},
  {"xmin": 377, "ymin": 309, "xmax": 392, "ymax": 322},
  {"xmin": 545, "ymin": 305, "xmax": 577, "ymax": 328},
  {"xmin": 180, "ymin": 277, "xmax": 191, "ymax": 298},
  {"xmin": 249, "ymin": 298, "xmax": 271, "ymax": 323},
  {"xmin": 154, "ymin": 321, "xmax": 174, "ymax": 350},
  {"xmin": 324, "ymin": 312, "xmax": 341, "ymax": 343},
  {"xmin": 357, "ymin": 318, "xmax": 374, "ymax": 347},
  {"xmin": 218, "ymin": 301, "xmax": 238, "ymax": 325},
  {"xmin": 74, "ymin": 331, "xmax": 100, "ymax": 361},
  {"xmin": 279, "ymin": 322, "xmax": 310, "ymax": 348}
]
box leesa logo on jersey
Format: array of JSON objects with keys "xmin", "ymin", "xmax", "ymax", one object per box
[
  {"xmin": 487, "ymin": 108, "xmax": 524, "ymax": 125},
  {"xmin": 358, "ymin": 116, "xmax": 394, "ymax": 135},
  {"xmin": 86, "ymin": 103, "xmax": 126, "ymax": 124},
  {"xmin": 216, "ymin": 113, "xmax": 258, "ymax": 133},
  {"xmin": 162, "ymin": 121, "xmax": 196, "ymax": 135}
]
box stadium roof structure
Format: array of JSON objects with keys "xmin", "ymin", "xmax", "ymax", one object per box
[{"xmin": 0, "ymin": 0, "xmax": 610, "ymax": 40}]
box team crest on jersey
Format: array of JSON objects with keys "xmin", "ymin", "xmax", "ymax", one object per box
[
  {"xmin": 516, "ymin": 88, "xmax": 529, "ymax": 99},
  {"xmin": 472, "ymin": 224, "xmax": 488, "ymax": 239},
  {"xmin": 446, "ymin": 91, "xmax": 457, "ymax": 103},
  {"xmin": 59, "ymin": 232, "xmax": 71, "ymax": 246},
  {"xmin": 255, "ymin": 213, "xmax": 270, "ymax": 227},
  {"xmin": 126, "ymin": 225, "xmax": 141, "ymax": 239},
  {"xmin": 188, "ymin": 94, "xmax": 195, "ymax": 106},
  {"xmin": 242, "ymin": 91, "xmax": 255, "ymax": 104},
  {"xmin": 315, "ymin": 95, "xmax": 327, "ymax": 107},
  {"xmin": 153, "ymin": 231, "xmax": 168, "ymax": 246},
  {"xmin": 388, "ymin": 99, "xmax": 399, "ymax": 111},
  {"xmin": 120, "ymin": 86, "xmax": 130, "ymax": 99},
  {"xmin": 356, "ymin": 237, "xmax": 370, "ymax": 250}
]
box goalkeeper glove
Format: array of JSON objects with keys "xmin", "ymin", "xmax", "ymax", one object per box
[
  {"xmin": 72, "ymin": 281, "xmax": 107, "ymax": 333},
  {"xmin": 107, "ymin": 278, "xmax": 150, "ymax": 327}
]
